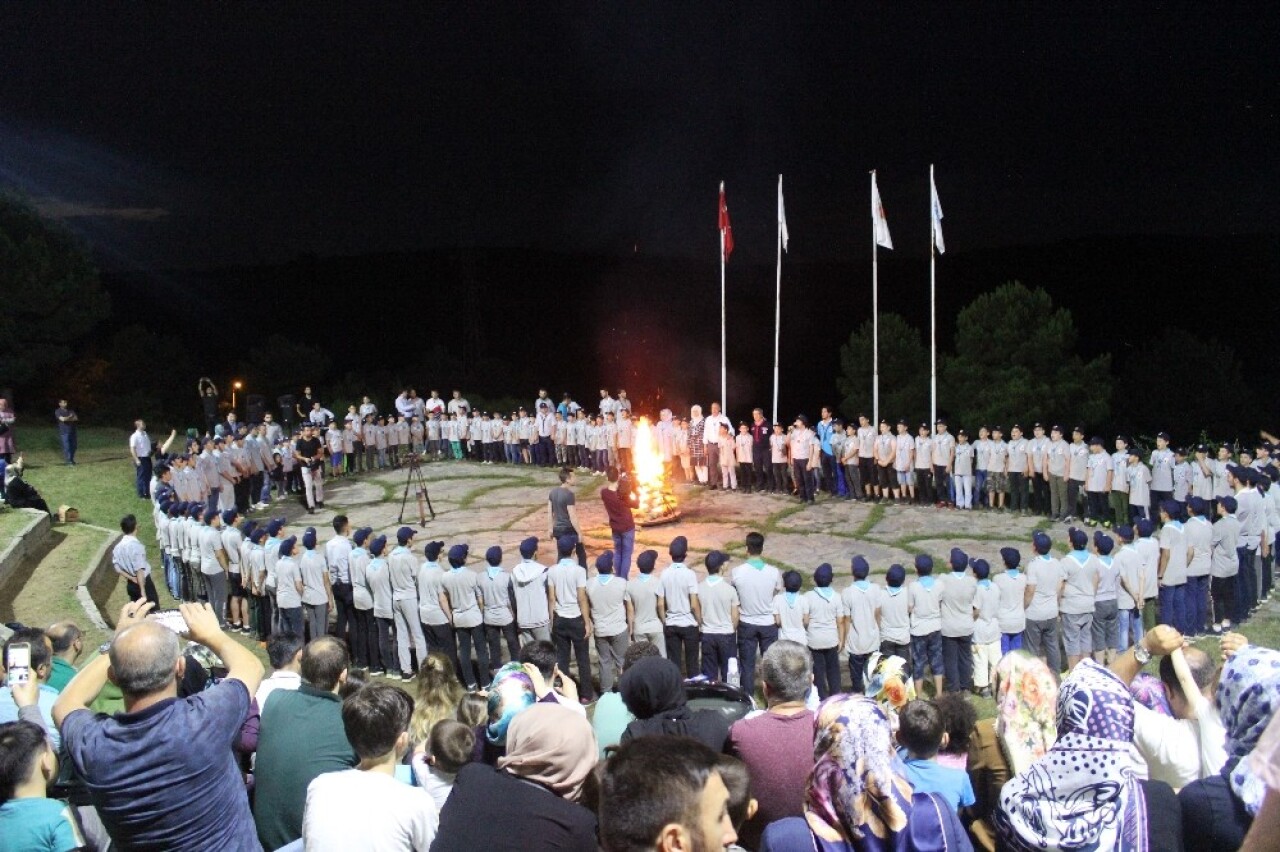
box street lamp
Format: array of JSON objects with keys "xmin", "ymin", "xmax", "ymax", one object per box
[{"xmin": 232, "ymin": 380, "xmax": 243, "ymax": 410}]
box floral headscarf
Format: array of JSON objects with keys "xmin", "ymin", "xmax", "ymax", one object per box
[
  {"xmin": 486, "ymin": 663, "xmax": 536, "ymax": 746},
  {"xmin": 804, "ymin": 694, "xmax": 915, "ymax": 851},
  {"xmin": 864, "ymin": 652, "xmax": 915, "ymax": 730},
  {"xmin": 996, "ymin": 660, "xmax": 1147, "ymax": 852},
  {"xmin": 994, "ymin": 651, "xmax": 1059, "ymax": 776},
  {"xmin": 1129, "ymin": 672, "xmax": 1173, "ymax": 717},
  {"xmin": 1217, "ymin": 644, "xmax": 1280, "ymax": 815}
]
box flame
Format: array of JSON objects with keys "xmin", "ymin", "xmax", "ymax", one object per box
[{"xmin": 631, "ymin": 416, "xmax": 680, "ymax": 524}]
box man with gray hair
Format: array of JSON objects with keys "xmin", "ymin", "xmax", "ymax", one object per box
[
  {"xmin": 725, "ymin": 639, "xmax": 815, "ymax": 849},
  {"xmin": 53, "ymin": 600, "xmax": 264, "ymax": 851}
]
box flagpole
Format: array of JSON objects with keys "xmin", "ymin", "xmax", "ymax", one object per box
[
  {"xmin": 772, "ymin": 175, "xmax": 783, "ymax": 425},
  {"xmin": 872, "ymin": 171, "xmax": 879, "ymax": 428},
  {"xmin": 720, "ymin": 220, "xmax": 727, "ymax": 415},
  {"xmin": 929, "ymin": 164, "xmax": 937, "ymax": 429}
]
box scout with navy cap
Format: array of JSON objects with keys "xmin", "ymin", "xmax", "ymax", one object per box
[
  {"xmin": 970, "ymin": 558, "xmax": 1002, "ymax": 696},
  {"xmin": 1156, "ymin": 497, "xmax": 1191, "ymax": 635},
  {"xmin": 1125, "ymin": 447, "xmax": 1152, "ymax": 524},
  {"xmin": 197, "ymin": 505, "xmax": 231, "ymax": 626},
  {"xmin": 299, "ymin": 525, "xmax": 333, "ymax": 641},
  {"xmin": 346, "ymin": 526, "xmax": 377, "ymax": 669},
  {"xmin": 907, "ymin": 553, "xmax": 944, "ymax": 694},
  {"xmin": 585, "ymin": 548, "xmax": 631, "ymax": 691},
  {"xmin": 627, "ymin": 549, "xmax": 666, "ymax": 654},
  {"xmin": 1111, "ymin": 522, "xmax": 1146, "ymax": 650},
  {"xmin": 878, "ymin": 563, "xmax": 911, "ymax": 664},
  {"xmin": 220, "ymin": 508, "xmax": 250, "ymax": 633},
  {"xmin": 993, "ymin": 547, "xmax": 1027, "ymax": 654},
  {"xmin": 364, "ymin": 534, "xmax": 396, "ymax": 675},
  {"xmin": 1211, "ymin": 494, "xmax": 1241, "ymax": 631},
  {"xmin": 1024, "ymin": 529, "xmax": 1065, "ymax": 672},
  {"xmin": 1183, "ymin": 494, "xmax": 1213, "ymax": 636},
  {"xmin": 478, "ymin": 544, "xmax": 518, "ymax": 674},
  {"xmin": 548, "ymin": 526, "xmax": 594, "ymax": 700},
  {"xmin": 730, "ymin": 530, "xmax": 784, "ymax": 697},
  {"xmin": 660, "ymin": 534, "xmax": 700, "ymax": 678},
  {"xmin": 512, "ymin": 536, "xmax": 553, "ymax": 645},
  {"xmin": 1149, "ymin": 431, "xmax": 1175, "ymax": 510},
  {"xmin": 388, "ymin": 526, "xmax": 428, "ymax": 682},
  {"xmin": 693, "ymin": 550, "xmax": 736, "ymax": 682},
  {"xmin": 938, "ymin": 547, "xmax": 977, "ymax": 691},
  {"xmin": 803, "ymin": 562, "xmax": 846, "ymax": 699},
  {"xmin": 1134, "ymin": 516, "xmax": 1160, "ymax": 636},
  {"xmin": 841, "ymin": 555, "xmax": 882, "ymax": 692},
  {"xmin": 414, "ymin": 539, "xmax": 453, "ymax": 670},
  {"xmin": 441, "ymin": 542, "xmax": 487, "ymax": 688},
  {"xmin": 274, "ymin": 535, "xmax": 304, "ymax": 636},
  {"xmin": 1045, "ymin": 424, "xmax": 1069, "ymax": 520},
  {"xmin": 1083, "ymin": 435, "xmax": 1113, "ymax": 528}
]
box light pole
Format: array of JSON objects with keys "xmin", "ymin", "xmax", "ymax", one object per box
[{"xmin": 232, "ymin": 381, "xmax": 242, "ymax": 411}]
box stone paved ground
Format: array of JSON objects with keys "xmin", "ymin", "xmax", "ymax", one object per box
[{"xmin": 258, "ymin": 461, "xmax": 1058, "ymax": 588}]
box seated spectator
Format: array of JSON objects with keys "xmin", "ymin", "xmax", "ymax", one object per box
[
  {"xmin": 933, "ymin": 691, "xmax": 977, "ymax": 771},
  {"xmin": 455, "ymin": 692, "xmax": 487, "ymax": 729},
  {"xmin": 996, "ymin": 659, "xmax": 1182, "ymax": 852},
  {"xmin": 966, "ymin": 652, "xmax": 1059, "ymax": 850},
  {"xmin": 255, "ymin": 631, "xmax": 304, "ymax": 712},
  {"xmin": 476, "ymin": 663, "xmax": 537, "ymax": 765},
  {"xmin": 408, "ymin": 651, "xmax": 464, "ymax": 751},
  {"xmin": 760, "ymin": 694, "xmax": 971, "ymax": 851},
  {"xmin": 302, "ymin": 682, "xmax": 438, "ymax": 851},
  {"xmin": 1180, "ymin": 643, "xmax": 1280, "ymax": 852},
  {"xmin": 1129, "ymin": 671, "xmax": 1174, "ymax": 716},
  {"xmin": 412, "ymin": 719, "xmax": 475, "ymax": 812},
  {"xmin": 0, "ymin": 719, "xmax": 86, "ymax": 852},
  {"xmin": 619, "ymin": 656, "xmax": 730, "ymax": 752},
  {"xmin": 53, "ymin": 600, "xmax": 265, "ymax": 851},
  {"xmin": 519, "ymin": 640, "xmax": 586, "ymax": 716},
  {"xmin": 726, "ymin": 639, "xmax": 815, "ymax": 849},
  {"xmin": 600, "ymin": 735, "xmax": 737, "ymax": 852},
  {"xmin": 3, "ymin": 462, "xmax": 51, "ymax": 515},
  {"xmin": 717, "ymin": 754, "xmax": 758, "ymax": 852},
  {"xmin": 1241, "ymin": 706, "xmax": 1280, "ymax": 851},
  {"xmin": 864, "ymin": 651, "xmax": 916, "ymax": 731},
  {"xmin": 254, "ymin": 636, "xmax": 356, "ymax": 850},
  {"xmin": 1, "ymin": 629, "xmax": 59, "ymax": 748},
  {"xmin": 896, "ymin": 699, "xmax": 976, "ymax": 812},
  {"xmin": 593, "ymin": 640, "xmax": 661, "ymax": 758},
  {"xmin": 43, "ymin": 623, "xmax": 83, "ymax": 693},
  {"xmin": 435, "ymin": 703, "xmax": 598, "ymax": 851}
]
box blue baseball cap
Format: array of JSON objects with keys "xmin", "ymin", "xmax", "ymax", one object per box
[
  {"xmin": 999, "ymin": 547, "xmax": 1020, "ymax": 568},
  {"xmin": 302, "ymin": 528, "xmax": 317, "ymax": 550},
  {"xmin": 1032, "ymin": 531, "xmax": 1052, "ymax": 554},
  {"xmin": 814, "ymin": 563, "xmax": 834, "ymax": 587},
  {"xmin": 971, "ymin": 558, "xmax": 990, "ymax": 580},
  {"xmin": 448, "ymin": 544, "xmax": 469, "ymax": 566},
  {"xmin": 851, "ymin": 555, "xmax": 870, "ymax": 579},
  {"xmin": 669, "ymin": 535, "xmax": 688, "ymax": 559},
  {"xmin": 369, "ymin": 535, "xmax": 387, "ymax": 556},
  {"xmin": 519, "ymin": 537, "xmax": 538, "ymax": 558},
  {"xmin": 278, "ymin": 536, "xmax": 297, "ymax": 557},
  {"xmin": 397, "ymin": 526, "xmax": 416, "ymax": 545},
  {"xmin": 597, "ymin": 551, "xmax": 616, "ymax": 572},
  {"xmin": 949, "ymin": 547, "xmax": 968, "ymax": 570},
  {"xmin": 914, "ymin": 554, "xmax": 933, "ymax": 574},
  {"xmin": 424, "ymin": 540, "xmax": 445, "ymax": 560},
  {"xmin": 556, "ymin": 534, "xmax": 578, "ymax": 556},
  {"xmin": 486, "ymin": 545, "xmax": 503, "ymax": 566},
  {"xmin": 353, "ymin": 527, "xmax": 373, "ymax": 546},
  {"xmin": 886, "ymin": 564, "xmax": 906, "ymax": 587}
]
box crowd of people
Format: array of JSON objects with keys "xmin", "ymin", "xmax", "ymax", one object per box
[{"xmin": 4, "ymin": 386, "xmax": 1280, "ymax": 850}]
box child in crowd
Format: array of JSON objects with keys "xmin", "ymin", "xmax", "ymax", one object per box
[
  {"xmin": 326, "ymin": 422, "xmax": 344, "ymax": 478},
  {"xmin": 770, "ymin": 423, "xmax": 788, "ymax": 494},
  {"xmin": 413, "ymin": 719, "xmax": 475, "ymax": 813},
  {"xmin": 841, "ymin": 556, "xmax": 881, "ymax": 693},
  {"xmin": 717, "ymin": 423, "xmax": 737, "ymax": 491},
  {"xmin": 931, "ymin": 692, "xmax": 978, "ymax": 772},
  {"xmin": 953, "ymin": 429, "xmax": 974, "ymax": 509},
  {"xmin": 773, "ymin": 570, "xmax": 807, "ymax": 644},
  {"xmin": 841, "ymin": 423, "xmax": 862, "ymax": 500},
  {"xmin": 1127, "ymin": 447, "xmax": 1152, "ymax": 522},
  {"xmin": 1092, "ymin": 531, "xmax": 1120, "ymax": 663},
  {"xmin": 896, "ymin": 699, "xmax": 976, "ymax": 813},
  {"xmin": 455, "ymin": 693, "xmax": 488, "ymax": 730},
  {"xmin": 716, "ymin": 754, "xmax": 758, "ymax": 852},
  {"xmin": 735, "ymin": 423, "xmax": 753, "ymax": 494},
  {"xmin": 0, "ymin": 719, "xmax": 89, "ymax": 852}
]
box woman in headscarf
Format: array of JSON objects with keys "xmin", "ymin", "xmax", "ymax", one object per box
[
  {"xmin": 996, "ymin": 658, "xmax": 1183, "ymax": 852},
  {"xmin": 864, "ymin": 652, "xmax": 916, "ymax": 731},
  {"xmin": 760, "ymin": 694, "xmax": 971, "ymax": 851},
  {"xmin": 1180, "ymin": 644, "xmax": 1280, "ymax": 852},
  {"xmin": 689, "ymin": 404, "xmax": 708, "ymax": 485},
  {"xmin": 473, "ymin": 662, "xmax": 536, "ymax": 765},
  {"xmin": 619, "ymin": 655, "xmax": 729, "ymax": 752},
  {"xmin": 966, "ymin": 651, "xmax": 1059, "ymax": 851},
  {"xmin": 434, "ymin": 703, "xmax": 599, "ymax": 851}
]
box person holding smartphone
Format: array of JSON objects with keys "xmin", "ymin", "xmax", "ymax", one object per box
[{"xmin": 2, "ymin": 629, "xmax": 60, "ymax": 748}]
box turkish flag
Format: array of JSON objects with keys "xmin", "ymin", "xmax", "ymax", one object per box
[{"xmin": 719, "ymin": 182, "xmax": 734, "ymax": 262}]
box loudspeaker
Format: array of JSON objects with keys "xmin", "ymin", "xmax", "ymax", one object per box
[{"xmin": 245, "ymin": 395, "xmax": 266, "ymax": 425}]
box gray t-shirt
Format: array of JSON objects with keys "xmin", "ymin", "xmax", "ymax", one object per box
[
  {"xmin": 299, "ymin": 550, "xmax": 329, "ymax": 606},
  {"xmin": 661, "ymin": 564, "xmax": 699, "ymax": 627},
  {"xmin": 586, "ymin": 575, "xmax": 629, "ymax": 637},
  {"xmin": 841, "ymin": 583, "xmax": 882, "ymax": 655},
  {"xmin": 417, "ymin": 562, "xmax": 450, "ymax": 625},
  {"xmin": 478, "ymin": 569, "xmax": 515, "ymax": 626},
  {"xmin": 803, "ymin": 590, "xmax": 846, "ymax": 650},
  {"xmin": 1060, "ymin": 552, "xmax": 1098, "ymax": 614},
  {"xmin": 626, "ymin": 575, "xmax": 663, "ymax": 633},
  {"xmin": 1068, "ymin": 442, "xmax": 1089, "ymax": 481},
  {"xmin": 954, "ymin": 443, "xmax": 974, "ymax": 477},
  {"xmin": 1025, "ymin": 555, "xmax": 1064, "ymax": 620},
  {"xmin": 1095, "ymin": 556, "xmax": 1120, "ymax": 602},
  {"xmin": 879, "ymin": 587, "xmax": 910, "ymax": 644},
  {"xmin": 730, "ymin": 562, "xmax": 783, "ymax": 626},
  {"xmin": 549, "ymin": 559, "xmax": 587, "ymax": 618},
  {"xmin": 697, "ymin": 578, "xmax": 739, "ymax": 635},
  {"xmin": 442, "ymin": 568, "xmax": 482, "ymax": 628},
  {"xmin": 1159, "ymin": 522, "xmax": 1189, "ymax": 586},
  {"xmin": 938, "ymin": 573, "xmax": 977, "ymax": 637},
  {"xmin": 548, "ymin": 486, "xmax": 576, "ymax": 535},
  {"xmin": 1211, "ymin": 516, "xmax": 1240, "ymax": 579},
  {"xmin": 974, "ymin": 583, "xmax": 1002, "ymax": 645},
  {"xmin": 993, "ymin": 571, "xmax": 1026, "ymax": 633},
  {"xmin": 908, "ymin": 579, "xmax": 942, "ymax": 636},
  {"xmin": 276, "ymin": 556, "xmax": 302, "ymax": 609}
]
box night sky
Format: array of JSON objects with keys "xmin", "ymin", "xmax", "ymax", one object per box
[{"xmin": 2, "ymin": 5, "xmax": 1276, "ymax": 270}]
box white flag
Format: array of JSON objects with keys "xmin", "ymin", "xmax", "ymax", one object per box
[
  {"xmin": 871, "ymin": 171, "xmax": 893, "ymax": 250},
  {"xmin": 931, "ymin": 170, "xmax": 945, "ymax": 254},
  {"xmin": 778, "ymin": 174, "xmax": 789, "ymax": 252}
]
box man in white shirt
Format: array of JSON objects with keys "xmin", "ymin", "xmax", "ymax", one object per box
[
  {"xmin": 129, "ymin": 419, "xmax": 153, "ymax": 499},
  {"xmin": 302, "ymin": 683, "xmax": 438, "ymax": 851},
  {"xmin": 704, "ymin": 402, "xmax": 732, "ymax": 490},
  {"xmin": 256, "ymin": 632, "xmax": 305, "ymax": 712},
  {"xmin": 113, "ymin": 514, "xmax": 160, "ymax": 606}
]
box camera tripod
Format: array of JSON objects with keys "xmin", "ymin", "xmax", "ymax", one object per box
[{"xmin": 397, "ymin": 454, "xmax": 436, "ymax": 526}]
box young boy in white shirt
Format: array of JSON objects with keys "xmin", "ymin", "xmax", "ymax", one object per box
[
  {"xmin": 970, "ymin": 559, "xmax": 1001, "ymax": 697},
  {"xmin": 770, "ymin": 423, "xmax": 788, "ymax": 494},
  {"xmin": 772, "ymin": 570, "xmax": 807, "ymax": 644},
  {"xmin": 735, "ymin": 423, "xmax": 754, "ymax": 494},
  {"xmin": 953, "ymin": 430, "xmax": 975, "ymax": 510},
  {"xmin": 841, "ymin": 556, "xmax": 881, "ymax": 693},
  {"xmin": 1127, "ymin": 447, "xmax": 1153, "ymax": 523},
  {"xmin": 907, "ymin": 554, "xmax": 944, "ymax": 695},
  {"xmin": 985, "ymin": 426, "xmax": 1008, "ymax": 510},
  {"xmin": 1084, "ymin": 437, "xmax": 1113, "ymax": 527},
  {"xmin": 717, "ymin": 423, "xmax": 738, "ymax": 491}
]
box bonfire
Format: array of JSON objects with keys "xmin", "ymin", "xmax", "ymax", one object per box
[{"xmin": 630, "ymin": 416, "xmax": 681, "ymax": 526}]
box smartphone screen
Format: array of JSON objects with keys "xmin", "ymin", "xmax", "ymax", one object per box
[
  {"xmin": 6, "ymin": 642, "xmax": 31, "ymax": 685},
  {"xmin": 151, "ymin": 610, "xmax": 189, "ymax": 635}
]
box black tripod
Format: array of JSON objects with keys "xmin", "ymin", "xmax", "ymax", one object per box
[{"xmin": 397, "ymin": 453, "xmax": 436, "ymax": 526}]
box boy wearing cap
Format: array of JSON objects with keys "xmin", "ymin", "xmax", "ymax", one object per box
[
  {"xmin": 1084, "ymin": 437, "xmax": 1113, "ymax": 527},
  {"xmin": 932, "ymin": 419, "xmax": 955, "ymax": 508},
  {"xmin": 731, "ymin": 531, "xmax": 784, "ymax": 697},
  {"xmin": 914, "ymin": 424, "xmax": 934, "ymax": 505},
  {"xmin": 198, "ymin": 509, "xmax": 230, "ymax": 626},
  {"xmin": 1029, "ymin": 424, "xmax": 1050, "ymax": 515},
  {"xmin": 773, "ymin": 570, "xmax": 808, "ymax": 644},
  {"xmin": 971, "ymin": 559, "xmax": 1001, "ymax": 697},
  {"xmin": 246, "ymin": 527, "xmax": 271, "ymax": 641},
  {"xmin": 1172, "ymin": 447, "xmax": 1191, "ymax": 510},
  {"xmin": 1134, "ymin": 519, "xmax": 1160, "ymax": 630},
  {"xmin": 1157, "ymin": 501, "xmax": 1189, "ymax": 634},
  {"xmin": 1184, "ymin": 497, "xmax": 1213, "ymax": 636},
  {"xmin": 841, "ymin": 556, "xmax": 881, "ymax": 693},
  {"xmin": 442, "ymin": 544, "xmax": 488, "ymax": 690},
  {"xmin": 1192, "ymin": 445, "xmax": 1215, "ymax": 507},
  {"xmin": 416, "ymin": 540, "xmax": 456, "ymax": 671},
  {"xmin": 986, "ymin": 427, "xmax": 1009, "ymax": 511},
  {"xmin": 953, "ymin": 430, "xmax": 975, "ymax": 510},
  {"xmin": 841, "ymin": 423, "xmax": 862, "ymax": 500},
  {"xmin": 769, "ymin": 422, "xmax": 788, "ymax": 494},
  {"xmin": 661, "ymin": 536, "xmax": 701, "ymax": 677},
  {"xmin": 805, "ymin": 563, "xmax": 847, "ymax": 698},
  {"xmin": 549, "ymin": 535, "xmax": 594, "ymax": 701},
  {"xmin": 1023, "ymin": 531, "xmax": 1064, "ymax": 672},
  {"xmin": 973, "ymin": 425, "xmax": 992, "ymax": 509},
  {"xmin": 587, "ymin": 551, "xmax": 633, "ymax": 692},
  {"xmin": 893, "ymin": 420, "xmax": 915, "ymax": 504},
  {"xmin": 1210, "ymin": 497, "xmax": 1240, "ymax": 632},
  {"xmin": 512, "ymin": 537, "xmax": 553, "ymax": 645},
  {"xmin": 1091, "ymin": 532, "xmax": 1120, "ymax": 663},
  {"xmin": 993, "ymin": 548, "xmax": 1026, "ymax": 653},
  {"xmin": 275, "ymin": 536, "xmax": 304, "ymax": 636},
  {"xmin": 790, "ymin": 416, "xmax": 816, "ymax": 503},
  {"xmin": 1113, "ymin": 525, "xmax": 1147, "ymax": 651},
  {"xmin": 1006, "ymin": 425, "xmax": 1029, "ymax": 514},
  {"xmin": 1063, "ymin": 427, "xmax": 1087, "ymax": 522},
  {"xmin": 626, "ymin": 550, "xmax": 666, "ymax": 654},
  {"xmin": 1150, "ymin": 432, "xmax": 1175, "ymax": 508},
  {"xmin": 348, "ymin": 527, "xmax": 376, "ymax": 669},
  {"xmin": 1045, "ymin": 426, "xmax": 1069, "ymax": 520},
  {"xmin": 856, "ymin": 414, "xmax": 877, "ymax": 501},
  {"xmin": 1126, "ymin": 448, "xmax": 1152, "ymax": 523},
  {"xmin": 1229, "ymin": 465, "xmax": 1263, "ymax": 622},
  {"xmin": 907, "ymin": 555, "xmax": 945, "ymax": 695},
  {"xmin": 390, "ymin": 528, "xmax": 429, "ymax": 682},
  {"xmin": 880, "ymin": 564, "xmax": 911, "ymax": 665},
  {"xmin": 938, "ymin": 548, "xmax": 976, "ymax": 692},
  {"xmin": 325, "ymin": 516, "xmax": 354, "ymax": 648},
  {"xmin": 697, "ymin": 551, "xmax": 739, "ymax": 683},
  {"xmin": 1110, "ymin": 437, "xmax": 1131, "ymax": 527},
  {"xmin": 874, "ymin": 420, "xmax": 895, "ymax": 502},
  {"xmin": 1060, "ymin": 527, "xmax": 1097, "ymax": 669},
  {"xmin": 299, "ymin": 527, "xmax": 334, "ymax": 642},
  {"xmin": 479, "ymin": 545, "xmax": 518, "ymax": 674},
  {"xmin": 221, "ymin": 510, "xmax": 250, "ymax": 633},
  {"xmin": 366, "ymin": 536, "xmax": 397, "ymax": 675}
]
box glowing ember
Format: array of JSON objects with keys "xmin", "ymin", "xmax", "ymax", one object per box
[{"xmin": 631, "ymin": 416, "xmax": 681, "ymax": 526}]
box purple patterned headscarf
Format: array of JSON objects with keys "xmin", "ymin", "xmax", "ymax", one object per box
[
  {"xmin": 1129, "ymin": 672, "xmax": 1173, "ymax": 717},
  {"xmin": 996, "ymin": 660, "xmax": 1148, "ymax": 851},
  {"xmin": 1217, "ymin": 645, "xmax": 1280, "ymax": 815}
]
